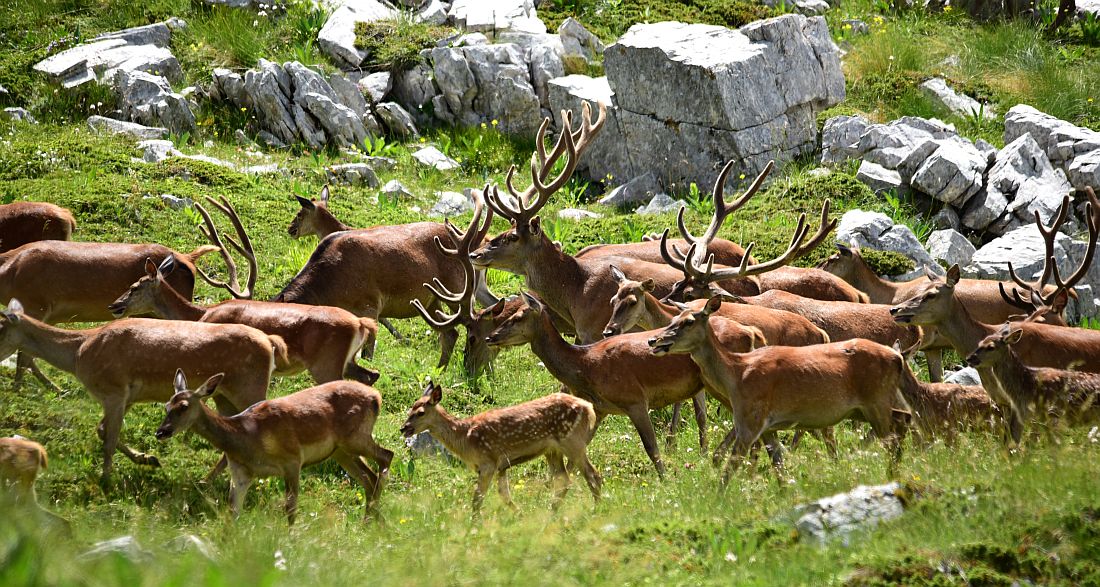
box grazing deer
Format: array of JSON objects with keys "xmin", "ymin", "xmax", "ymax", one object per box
[
  {"xmin": 471, "ymin": 105, "xmax": 767, "ymax": 343},
  {"xmin": 647, "ymin": 297, "xmax": 922, "ymax": 486},
  {"xmin": 911, "ymin": 382, "xmax": 1000, "ymax": 442},
  {"xmin": 107, "ymin": 197, "xmax": 379, "ymax": 384},
  {"xmin": 287, "ymin": 185, "xmax": 351, "ymax": 239},
  {"xmin": 967, "ymin": 317, "xmax": 1100, "ymax": 440},
  {"xmin": 0, "ymin": 201, "xmax": 76, "ymax": 253},
  {"xmin": 486, "ymin": 292, "xmax": 763, "ymax": 476},
  {"xmin": 157, "ymin": 371, "xmax": 392, "ymax": 524},
  {"xmin": 400, "ymin": 382, "xmax": 601, "ymax": 512},
  {"xmin": 0, "ymin": 299, "xmax": 284, "ymax": 486}
]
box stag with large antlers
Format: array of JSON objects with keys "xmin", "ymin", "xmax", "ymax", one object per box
[
  {"xmin": 647, "ymin": 298, "xmax": 923, "ymax": 486},
  {"xmin": 0, "ymin": 201, "xmax": 76, "ymax": 253},
  {"xmin": 471, "ymin": 103, "xmax": 760, "ymax": 343},
  {"xmin": 0, "ymin": 299, "xmax": 285, "ymax": 486},
  {"xmin": 485, "ymin": 292, "xmax": 764, "ymax": 477},
  {"xmin": 108, "ymin": 197, "xmax": 379, "ymax": 384}
]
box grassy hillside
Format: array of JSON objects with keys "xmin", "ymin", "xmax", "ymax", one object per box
[{"xmin": 3, "ymin": 0, "xmax": 1100, "ymax": 585}]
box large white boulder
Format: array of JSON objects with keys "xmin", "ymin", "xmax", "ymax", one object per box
[
  {"xmin": 317, "ymin": 0, "xmax": 397, "ymax": 69},
  {"xmin": 1004, "ymin": 104, "xmax": 1100, "ymax": 192}
]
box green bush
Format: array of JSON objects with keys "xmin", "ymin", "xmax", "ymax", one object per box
[
  {"xmin": 539, "ymin": 0, "xmax": 776, "ymax": 43},
  {"xmin": 862, "ymin": 248, "xmax": 917, "ymax": 276},
  {"xmin": 354, "ymin": 18, "xmax": 452, "ymax": 73}
]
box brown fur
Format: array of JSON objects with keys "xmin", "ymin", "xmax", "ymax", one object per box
[
  {"xmin": 740, "ymin": 289, "xmax": 921, "ymax": 349},
  {"xmin": 400, "ymin": 383, "xmax": 601, "ymax": 512},
  {"xmin": 109, "ymin": 258, "xmax": 379, "ymax": 384},
  {"xmin": 0, "ymin": 301, "xmax": 282, "ymax": 486},
  {"xmin": 485, "ymin": 293, "xmax": 761, "ymax": 477},
  {"xmin": 968, "ymin": 325, "xmax": 1100, "ymax": 442},
  {"xmin": 287, "ymin": 186, "xmax": 351, "ymax": 239},
  {"xmin": 0, "ymin": 202, "xmax": 76, "ymax": 253},
  {"xmin": 0, "ymin": 436, "xmax": 48, "ymax": 504},
  {"xmin": 647, "ymin": 298, "xmax": 922, "ymax": 486},
  {"xmin": 911, "ymin": 382, "xmax": 999, "ymax": 440},
  {"xmin": 158, "ymin": 374, "xmax": 392, "ymax": 524}
]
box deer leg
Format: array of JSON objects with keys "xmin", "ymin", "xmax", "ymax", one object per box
[
  {"xmin": 546, "ymin": 452, "xmax": 570, "ymax": 503},
  {"xmin": 15, "ymin": 353, "xmax": 61, "ymax": 393},
  {"xmin": 819, "ymin": 428, "xmax": 839, "ymax": 459},
  {"xmin": 96, "ymin": 417, "xmax": 159, "ymax": 468},
  {"xmin": 625, "ymin": 405, "xmax": 666, "ymax": 479},
  {"xmin": 692, "ymin": 392, "xmax": 708, "ymax": 451},
  {"xmin": 347, "ymin": 433, "xmax": 393, "ymax": 508},
  {"xmin": 925, "ymin": 349, "xmax": 944, "ymax": 383},
  {"xmin": 344, "ymin": 363, "xmax": 381, "ymax": 385},
  {"xmin": 713, "ymin": 426, "xmax": 739, "ymax": 467},
  {"xmin": 473, "ymin": 466, "xmax": 494, "ymax": 515},
  {"xmin": 283, "ymin": 470, "xmax": 301, "ymax": 525},
  {"xmin": 97, "ymin": 401, "xmax": 127, "ymax": 489},
  {"xmin": 761, "ymin": 431, "xmax": 785, "ymax": 474},
  {"xmin": 333, "ymin": 451, "xmax": 380, "ymax": 519},
  {"xmin": 228, "ymin": 463, "xmax": 252, "ymax": 520},
  {"xmin": 496, "ymin": 469, "xmax": 517, "ymax": 510},
  {"xmin": 720, "ymin": 428, "xmax": 761, "ymax": 490},
  {"xmin": 379, "ymin": 318, "xmax": 403, "ymax": 342},
  {"xmin": 666, "ymin": 402, "xmax": 683, "ymax": 449}
]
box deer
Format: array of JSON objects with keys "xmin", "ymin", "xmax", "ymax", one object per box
[
  {"xmin": 400, "ymin": 381, "xmax": 601, "ymax": 513},
  {"xmin": 285, "ymin": 184, "xmax": 498, "ymax": 346},
  {"xmin": 485, "ymin": 292, "xmax": 764, "ymax": 477},
  {"xmin": 0, "ymin": 238, "xmax": 220, "ymax": 390},
  {"xmin": 0, "ymin": 298, "xmax": 285, "ymax": 487},
  {"xmin": 108, "ymin": 197, "xmax": 379, "ymax": 385},
  {"xmin": 471, "ymin": 104, "xmax": 768, "ymax": 344},
  {"xmin": 647, "ymin": 297, "xmax": 922, "ymax": 487},
  {"xmin": 0, "ymin": 201, "xmax": 76, "ymax": 253},
  {"xmin": 910, "ymin": 382, "xmax": 1000, "ymax": 442},
  {"xmin": 966, "ymin": 314, "xmax": 1100, "ymax": 442},
  {"xmin": 156, "ymin": 370, "xmax": 392, "ymax": 524},
  {"xmin": 0, "ymin": 435, "xmax": 69, "ymax": 531}
]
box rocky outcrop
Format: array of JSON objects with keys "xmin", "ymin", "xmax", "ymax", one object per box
[
  {"xmin": 836, "ymin": 210, "xmax": 942, "ymax": 280},
  {"xmin": 447, "ymin": 0, "xmax": 546, "ymax": 34},
  {"xmin": 918, "ymin": 78, "xmax": 995, "ymax": 120},
  {"xmin": 926, "ymin": 229, "xmax": 976, "ymax": 268},
  {"xmin": 88, "ymin": 115, "xmax": 168, "ymax": 140},
  {"xmin": 961, "ymin": 133, "xmax": 1072, "ymax": 233},
  {"xmin": 429, "ymin": 42, "xmax": 544, "ymax": 136},
  {"xmin": 1004, "ymin": 104, "xmax": 1100, "ymax": 193},
  {"xmin": 112, "ymin": 70, "xmax": 195, "ymax": 135},
  {"xmin": 317, "ymin": 0, "xmax": 397, "ymax": 69},
  {"xmin": 792, "ymin": 483, "xmax": 909, "ymax": 545}
]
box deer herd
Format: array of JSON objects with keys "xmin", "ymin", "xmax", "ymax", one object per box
[{"xmin": 3, "ymin": 101, "xmax": 1100, "ymax": 526}]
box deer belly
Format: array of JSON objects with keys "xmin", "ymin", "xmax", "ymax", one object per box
[{"xmin": 298, "ymin": 438, "xmax": 338, "ymax": 466}]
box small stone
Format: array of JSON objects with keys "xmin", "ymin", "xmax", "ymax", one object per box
[
  {"xmin": 144, "ymin": 193, "xmax": 192, "ymax": 210},
  {"xmin": 429, "ymin": 191, "xmax": 473, "ymax": 217},
  {"xmin": 944, "ymin": 367, "xmax": 982, "ymax": 386},
  {"xmin": 795, "ymin": 0, "xmax": 830, "ymax": 14},
  {"xmin": 931, "ymin": 207, "xmax": 960, "ymax": 231},
  {"xmin": 598, "ymin": 172, "xmax": 661, "ymax": 207},
  {"xmin": 357, "ymin": 72, "xmax": 392, "ymax": 104},
  {"xmin": 88, "ymin": 115, "xmax": 168, "ymax": 140},
  {"xmin": 375, "ymin": 102, "xmax": 419, "ymax": 138},
  {"xmin": 327, "ymin": 162, "xmax": 380, "ymax": 187},
  {"xmin": 79, "ymin": 536, "xmax": 153, "ymax": 562},
  {"xmin": 166, "ymin": 534, "xmax": 216, "ymax": 561},
  {"xmin": 381, "ymin": 179, "xmax": 414, "ymax": 199},
  {"xmin": 1, "ymin": 107, "xmax": 36, "ymax": 123},
  {"xmin": 635, "ymin": 193, "xmax": 686, "ymax": 215},
  {"xmin": 557, "ymin": 208, "xmax": 603, "ymax": 220},
  {"xmin": 137, "ymin": 139, "xmax": 179, "ymax": 163},
  {"xmin": 413, "ymin": 146, "xmax": 460, "ymax": 171},
  {"xmin": 856, "ymin": 160, "xmax": 908, "ymax": 197},
  {"xmin": 919, "ymin": 78, "xmax": 996, "ymax": 120},
  {"xmin": 840, "ymin": 19, "xmax": 870, "ymax": 35}
]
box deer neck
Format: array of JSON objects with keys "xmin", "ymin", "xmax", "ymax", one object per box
[
  {"xmin": 989, "ymin": 348, "xmax": 1040, "ymax": 413},
  {"xmin": 155, "ymin": 285, "xmax": 207, "ymax": 321},
  {"xmin": 189, "ymin": 402, "xmax": 252, "ymax": 459},
  {"xmin": 10, "ymin": 316, "xmax": 89, "ymax": 374},
  {"xmin": 851, "ymin": 260, "xmax": 900, "ymax": 303},
  {"xmin": 315, "ymin": 212, "xmax": 350, "ymax": 238},
  {"xmin": 689, "ymin": 320, "xmax": 745, "ymax": 400},
  {"xmin": 639, "ymin": 292, "xmax": 677, "ymax": 329},
  {"xmin": 931, "ymin": 298, "xmax": 994, "ymax": 356},
  {"xmin": 527, "ymin": 312, "xmax": 589, "ymax": 391},
  {"xmin": 521, "ymin": 242, "xmax": 585, "ymax": 321},
  {"xmin": 421, "ymin": 408, "xmax": 476, "ymax": 465}
]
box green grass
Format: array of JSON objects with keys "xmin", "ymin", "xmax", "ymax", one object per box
[
  {"xmin": 539, "ymin": 0, "xmax": 776, "ymax": 44},
  {"xmin": 353, "ymin": 17, "xmax": 453, "ymax": 73}
]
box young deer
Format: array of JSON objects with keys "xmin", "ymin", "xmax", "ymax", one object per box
[
  {"xmin": 287, "ymin": 185, "xmax": 351, "ymax": 239},
  {"xmin": 0, "ymin": 299, "xmax": 284, "ymax": 486},
  {"xmin": 647, "ymin": 297, "xmax": 921, "ymax": 486},
  {"xmin": 157, "ymin": 371, "xmax": 392, "ymax": 524},
  {"xmin": 0, "ymin": 436, "xmax": 49, "ymax": 506},
  {"xmin": 400, "ymin": 382, "xmax": 601, "ymax": 513},
  {"xmin": 0, "ymin": 201, "xmax": 76, "ymax": 253},
  {"xmin": 486, "ymin": 293, "xmax": 763, "ymax": 476},
  {"xmin": 910, "ymin": 382, "xmax": 999, "ymax": 442},
  {"xmin": 966, "ymin": 316, "xmax": 1100, "ymax": 440}
]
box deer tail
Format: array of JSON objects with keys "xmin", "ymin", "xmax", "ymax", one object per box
[{"xmin": 268, "ymin": 335, "xmax": 291, "ymax": 372}]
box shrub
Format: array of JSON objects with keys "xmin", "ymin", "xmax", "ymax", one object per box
[
  {"xmin": 354, "ymin": 18, "xmax": 452, "ymax": 73},
  {"xmin": 862, "ymin": 248, "xmax": 916, "ymax": 276}
]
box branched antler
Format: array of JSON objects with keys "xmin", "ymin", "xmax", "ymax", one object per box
[{"xmin": 194, "ymin": 195, "xmax": 257, "ymax": 299}]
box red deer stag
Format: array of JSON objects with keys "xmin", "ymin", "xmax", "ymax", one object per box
[
  {"xmin": 485, "ymin": 292, "xmax": 764, "ymax": 477},
  {"xmin": 157, "ymin": 371, "xmax": 392, "ymax": 524},
  {"xmin": 0, "ymin": 299, "xmax": 285, "ymax": 486},
  {"xmin": 647, "ymin": 297, "xmax": 923, "ymax": 487},
  {"xmin": 400, "ymin": 381, "xmax": 601, "ymax": 513},
  {"xmin": 108, "ymin": 197, "xmax": 379, "ymax": 384},
  {"xmin": 0, "ymin": 201, "xmax": 76, "ymax": 253}
]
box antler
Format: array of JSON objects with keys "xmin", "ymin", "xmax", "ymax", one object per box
[
  {"xmin": 999, "ymin": 189, "xmax": 1099, "ymax": 311},
  {"xmin": 661, "ymin": 160, "xmax": 775, "ymax": 271},
  {"xmin": 412, "ymin": 185, "xmax": 495, "ymax": 330},
  {"xmin": 484, "ymin": 101, "xmax": 607, "ymax": 226},
  {"xmin": 690, "ymin": 198, "xmax": 836, "ymax": 283},
  {"xmin": 194, "ymin": 195, "xmax": 257, "ymax": 299}
]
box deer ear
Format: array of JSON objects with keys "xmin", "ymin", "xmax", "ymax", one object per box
[
  {"xmin": 610, "ymin": 265, "xmax": 627, "ymax": 284},
  {"xmin": 430, "ymin": 383, "xmax": 443, "ymax": 404},
  {"xmin": 174, "ymin": 369, "xmax": 188, "ymax": 393},
  {"xmin": 157, "ymin": 255, "xmax": 177, "ymax": 277},
  {"xmin": 1005, "ymin": 329, "xmax": 1024, "ymax": 344},
  {"xmin": 836, "ymin": 242, "xmax": 852, "ymax": 256},
  {"xmin": 521, "ymin": 291, "xmax": 542, "ymax": 311},
  {"xmin": 529, "ymin": 216, "xmax": 542, "ymax": 236},
  {"xmin": 2, "ymin": 299, "xmax": 22, "ymax": 322},
  {"xmin": 892, "ymin": 339, "xmax": 902, "ymax": 352},
  {"xmin": 295, "ymin": 195, "xmax": 315, "ymax": 210},
  {"xmin": 145, "ymin": 257, "xmax": 158, "ymax": 277},
  {"xmin": 703, "ymin": 296, "xmax": 722, "ymax": 315},
  {"xmin": 197, "ymin": 373, "xmax": 224, "ymax": 397},
  {"xmin": 945, "ymin": 264, "xmax": 961, "ymax": 286},
  {"xmin": 641, "ymin": 278, "xmax": 655, "ymax": 292},
  {"xmin": 320, "ymin": 185, "xmax": 330, "ymax": 206}
]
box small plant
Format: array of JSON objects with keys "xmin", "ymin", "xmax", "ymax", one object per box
[
  {"xmin": 1077, "ymin": 11, "xmax": 1100, "ymax": 46},
  {"xmin": 354, "ymin": 16, "xmax": 452, "ymax": 73}
]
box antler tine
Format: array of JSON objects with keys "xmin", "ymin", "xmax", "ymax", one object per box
[
  {"xmin": 411, "ymin": 298, "xmax": 463, "ymax": 330},
  {"xmin": 659, "ymin": 228, "xmax": 688, "ymax": 272},
  {"xmin": 1046, "ymin": 200, "xmax": 1098, "ymax": 302},
  {"xmin": 704, "ymin": 214, "xmax": 811, "ymax": 282},
  {"xmin": 794, "ymin": 199, "xmax": 837, "ymax": 257},
  {"xmin": 1032, "ymin": 195, "xmax": 1071, "ymax": 287},
  {"xmin": 193, "ymin": 196, "xmax": 255, "ymax": 299},
  {"xmin": 445, "ymin": 218, "xmax": 464, "ymax": 242},
  {"xmin": 424, "ymin": 276, "xmax": 464, "ymax": 304},
  {"xmin": 998, "ymin": 281, "xmax": 1035, "ymax": 311},
  {"xmin": 527, "ymin": 118, "xmax": 577, "ymax": 213},
  {"xmin": 686, "ymin": 160, "xmax": 775, "ymax": 273},
  {"xmin": 488, "ymin": 167, "xmax": 524, "ymax": 219},
  {"xmin": 475, "ymin": 185, "xmax": 496, "ymax": 244},
  {"xmin": 433, "ymin": 234, "xmax": 460, "ymax": 259}
]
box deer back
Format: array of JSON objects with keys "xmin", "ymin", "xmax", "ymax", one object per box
[
  {"xmin": 274, "ymin": 223, "xmax": 464, "ymax": 319},
  {"xmin": 747, "ymin": 290, "xmax": 920, "ymax": 348},
  {"xmin": 757, "ymin": 267, "xmax": 869, "ymax": 303},
  {"xmin": 0, "ymin": 241, "xmax": 209, "ymax": 323},
  {"xmin": 463, "ymin": 393, "xmax": 596, "ymax": 461},
  {"xmin": 0, "ymin": 202, "xmax": 75, "ymax": 253}
]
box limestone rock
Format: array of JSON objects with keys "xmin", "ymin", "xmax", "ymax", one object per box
[
  {"xmin": 908, "ymin": 136, "xmax": 989, "ymax": 206},
  {"xmin": 944, "ymin": 367, "xmax": 982, "ymax": 386},
  {"xmin": 836, "ymin": 209, "xmax": 943, "ymax": 280},
  {"xmin": 413, "ymin": 146, "xmax": 460, "ymax": 171},
  {"xmin": 854, "ymin": 116, "xmax": 958, "ymax": 171},
  {"xmin": 357, "ymin": 71, "xmax": 392, "ymax": 104},
  {"xmin": 327, "ymin": 163, "xmax": 380, "ymax": 186},
  {"xmin": 793, "ymin": 483, "xmax": 908, "ymax": 545},
  {"xmin": 79, "ymin": 536, "xmax": 153, "ymax": 563},
  {"xmin": 429, "ymin": 191, "xmax": 473, "ymax": 216},
  {"xmin": 112, "ymin": 69, "xmax": 195, "ymax": 135},
  {"xmin": 931, "ymin": 206, "xmax": 960, "ymax": 231},
  {"xmin": 430, "ymin": 43, "xmax": 542, "ymax": 136},
  {"xmin": 1004, "ymin": 104, "xmax": 1100, "ymax": 192},
  {"xmin": 964, "ymin": 224, "xmax": 1076, "ymax": 282},
  {"xmin": 558, "ymin": 208, "xmax": 603, "ymax": 220},
  {"xmin": 381, "ymin": 179, "xmax": 414, "ymax": 199},
  {"xmin": 1, "ymin": 107, "xmax": 36, "ymax": 123},
  {"xmin": 375, "ymin": 102, "xmax": 419, "ymax": 137},
  {"xmin": 448, "ymin": 0, "xmax": 547, "ymax": 34},
  {"xmin": 598, "ymin": 172, "xmax": 662, "ymax": 207},
  {"xmin": 856, "ymin": 160, "xmax": 907, "ymax": 197},
  {"xmin": 546, "ymin": 74, "xmax": 630, "ymax": 183},
  {"xmin": 559, "ymin": 17, "xmax": 604, "ymax": 73},
  {"xmin": 926, "ymin": 229, "xmax": 975, "ymax": 268},
  {"xmin": 34, "ymin": 21, "xmax": 182, "ymax": 89},
  {"xmin": 138, "ymin": 139, "xmax": 181, "ymax": 163},
  {"xmin": 636, "ymin": 193, "xmax": 686, "ymax": 215},
  {"xmin": 821, "ymin": 115, "xmax": 873, "ymax": 165},
  {"xmin": 88, "ymin": 115, "xmax": 168, "ymax": 140},
  {"xmin": 919, "ymin": 77, "xmax": 995, "ymax": 120},
  {"xmin": 962, "ymin": 133, "xmax": 1072, "ymax": 233}
]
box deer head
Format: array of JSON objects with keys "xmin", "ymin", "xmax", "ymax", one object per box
[
  {"xmin": 155, "ymin": 369, "xmax": 225, "ymax": 441},
  {"xmin": 288, "ymin": 185, "xmax": 336, "ymax": 239},
  {"xmin": 108, "ymin": 257, "xmax": 174, "ymax": 318},
  {"xmin": 603, "ymin": 265, "xmax": 655, "ymax": 337},
  {"xmin": 469, "ymin": 102, "xmax": 606, "ymax": 273},
  {"xmin": 647, "ymin": 297, "xmax": 723, "ymax": 356},
  {"xmin": 815, "ymin": 242, "xmax": 864, "ymax": 280},
  {"xmin": 889, "ymin": 264, "xmax": 962, "ymax": 325},
  {"xmin": 399, "ymin": 382, "xmax": 445, "ymax": 438},
  {"xmin": 483, "ymin": 292, "xmax": 547, "ymax": 348},
  {"xmin": 0, "ymin": 299, "xmax": 25, "ymax": 361}
]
